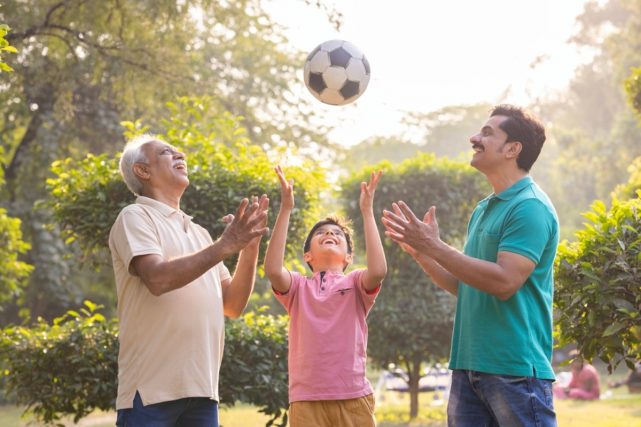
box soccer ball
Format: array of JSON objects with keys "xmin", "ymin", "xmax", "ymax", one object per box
[{"xmin": 303, "ymin": 40, "xmax": 371, "ymax": 106}]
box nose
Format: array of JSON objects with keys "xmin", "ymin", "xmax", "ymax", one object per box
[
  {"xmin": 324, "ymin": 229, "xmax": 336, "ymax": 235},
  {"xmin": 470, "ymin": 133, "xmax": 480, "ymax": 144},
  {"xmin": 173, "ymin": 150, "xmax": 185, "ymax": 160}
]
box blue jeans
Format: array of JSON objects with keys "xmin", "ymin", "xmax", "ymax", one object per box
[
  {"xmin": 447, "ymin": 370, "xmax": 556, "ymax": 427},
  {"xmin": 116, "ymin": 391, "xmax": 219, "ymax": 427}
]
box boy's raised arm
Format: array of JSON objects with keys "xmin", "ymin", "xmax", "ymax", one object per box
[
  {"xmin": 360, "ymin": 170, "xmax": 387, "ymax": 291},
  {"xmin": 264, "ymin": 165, "xmax": 294, "ymax": 294}
]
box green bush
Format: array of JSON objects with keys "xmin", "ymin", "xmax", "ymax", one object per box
[
  {"xmin": 555, "ymin": 197, "xmax": 641, "ymax": 371},
  {"xmin": 0, "ymin": 302, "xmax": 289, "ymax": 426},
  {"xmin": 219, "ymin": 309, "xmax": 289, "ymax": 426},
  {"xmin": 0, "ymin": 301, "xmax": 118, "ymax": 426}
]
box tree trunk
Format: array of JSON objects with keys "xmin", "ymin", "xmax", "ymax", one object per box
[
  {"xmin": 4, "ymin": 82, "xmax": 56, "ymax": 200},
  {"xmin": 408, "ymin": 359, "xmax": 422, "ymax": 419}
]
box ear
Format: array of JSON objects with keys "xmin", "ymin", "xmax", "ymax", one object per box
[
  {"xmin": 303, "ymin": 251, "xmax": 313, "ymax": 264},
  {"xmin": 133, "ymin": 162, "xmax": 150, "ymax": 180},
  {"xmin": 506, "ymin": 141, "xmax": 522, "ymax": 159},
  {"xmin": 345, "ymin": 252, "xmax": 353, "ymax": 265}
]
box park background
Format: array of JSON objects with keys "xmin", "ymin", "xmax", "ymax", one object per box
[{"xmin": 1, "ymin": 0, "xmax": 641, "ymax": 425}]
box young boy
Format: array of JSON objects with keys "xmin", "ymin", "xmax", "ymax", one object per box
[{"xmin": 264, "ymin": 165, "xmax": 387, "ymax": 427}]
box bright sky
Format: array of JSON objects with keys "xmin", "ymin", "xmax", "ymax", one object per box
[{"xmin": 265, "ymin": 0, "xmax": 592, "ymax": 146}]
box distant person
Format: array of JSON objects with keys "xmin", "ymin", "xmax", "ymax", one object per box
[
  {"xmin": 264, "ymin": 166, "xmax": 387, "ymax": 427},
  {"xmin": 609, "ymin": 362, "xmax": 641, "ymax": 393},
  {"xmin": 109, "ymin": 135, "xmax": 269, "ymax": 426},
  {"xmin": 553, "ymin": 351, "xmax": 601, "ymax": 400},
  {"xmin": 382, "ymin": 105, "xmax": 558, "ymax": 426}
]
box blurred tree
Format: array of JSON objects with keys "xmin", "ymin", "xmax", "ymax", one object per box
[
  {"xmin": 0, "ymin": 23, "xmax": 17, "ymax": 72},
  {"xmin": 402, "ymin": 103, "xmax": 493, "ymax": 159},
  {"xmin": 625, "ymin": 66, "xmax": 641, "ymax": 118},
  {"xmin": 538, "ymin": 0, "xmax": 641, "ymax": 235},
  {"xmin": 0, "ymin": 0, "xmax": 337, "ymax": 321},
  {"xmin": 0, "ymin": 208, "xmax": 32, "ymax": 308},
  {"xmin": 0, "ymin": 27, "xmax": 33, "ymax": 315},
  {"xmin": 612, "ymin": 157, "xmax": 641, "ymax": 201},
  {"xmin": 339, "ymin": 136, "xmax": 421, "ymax": 173},
  {"xmin": 339, "ymin": 153, "xmax": 490, "ymax": 419}
]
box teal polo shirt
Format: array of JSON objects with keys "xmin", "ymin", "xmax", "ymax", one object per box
[{"xmin": 449, "ymin": 176, "xmax": 559, "ymax": 380}]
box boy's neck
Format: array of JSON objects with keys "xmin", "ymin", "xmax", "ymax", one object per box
[{"xmin": 312, "ymin": 264, "xmax": 345, "ymax": 274}]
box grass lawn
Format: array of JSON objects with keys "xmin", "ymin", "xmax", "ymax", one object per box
[{"xmin": 1, "ymin": 387, "xmax": 640, "ymax": 426}]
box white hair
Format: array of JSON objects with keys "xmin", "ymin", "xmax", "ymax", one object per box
[{"xmin": 119, "ymin": 134, "xmax": 163, "ymax": 196}]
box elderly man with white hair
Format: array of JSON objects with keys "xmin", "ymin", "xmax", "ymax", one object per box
[{"xmin": 109, "ymin": 134, "xmax": 269, "ymax": 427}]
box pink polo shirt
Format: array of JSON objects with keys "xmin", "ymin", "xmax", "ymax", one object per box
[{"xmin": 274, "ymin": 269, "xmax": 380, "ymax": 402}]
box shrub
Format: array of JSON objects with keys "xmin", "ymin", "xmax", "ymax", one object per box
[
  {"xmin": 0, "ymin": 302, "xmax": 289, "ymax": 426},
  {"xmin": 555, "ymin": 197, "xmax": 641, "ymax": 371}
]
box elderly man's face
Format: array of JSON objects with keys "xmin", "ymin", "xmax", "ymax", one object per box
[{"xmin": 139, "ymin": 140, "xmax": 189, "ymax": 190}]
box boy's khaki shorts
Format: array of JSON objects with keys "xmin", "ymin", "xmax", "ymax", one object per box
[{"xmin": 288, "ymin": 394, "xmax": 376, "ymax": 427}]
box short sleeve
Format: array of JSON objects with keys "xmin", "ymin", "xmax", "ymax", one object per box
[
  {"xmin": 351, "ymin": 269, "xmax": 378, "ymax": 314},
  {"xmin": 109, "ymin": 206, "xmax": 163, "ymax": 273},
  {"xmin": 272, "ymin": 271, "xmax": 303, "ymax": 313},
  {"xmin": 216, "ymin": 262, "xmax": 231, "ymax": 282},
  {"xmin": 499, "ymin": 199, "xmax": 556, "ymax": 264}
]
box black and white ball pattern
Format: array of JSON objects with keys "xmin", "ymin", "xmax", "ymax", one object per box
[{"xmin": 303, "ymin": 40, "xmax": 371, "ymax": 106}]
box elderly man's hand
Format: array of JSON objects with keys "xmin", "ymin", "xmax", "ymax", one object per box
[{"xmin": 219, "ymin": 195, "xmax": 269, "ymax": 255}]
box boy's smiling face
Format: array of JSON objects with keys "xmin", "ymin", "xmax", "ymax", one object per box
[{"xmin": 304, "ymin": 224, "xmax": 353, "ymax": 272}]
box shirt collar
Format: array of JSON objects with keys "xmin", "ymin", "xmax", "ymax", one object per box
[
  {"xmin": 136, "ymin": 196, "xmax": 193, "ymax": 223},
  {"xmin": 312, "ymin": 270, "xmax": 345, "ymax": 279},
  {"xmin": 493, "ymin": 176, "xmax": 533, "ymax": 201}
]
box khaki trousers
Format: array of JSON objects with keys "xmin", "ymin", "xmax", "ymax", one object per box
[{"xmin": 289, "ymin": 394, "xmax": 376, "ymax": 427}]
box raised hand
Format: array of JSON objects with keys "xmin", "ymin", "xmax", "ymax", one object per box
[
  {"xmin": 382, "ymin": 201, "xmax": 441, "ymax": 256},
  {"xmin": 275, "ymin": 165, "xmax": 294, "ymax": 211},
  {"xmin": 219, "ymin": 196, "xmax": 270, "ymax": 255},
  {"xmin": 360, "ymin": 170, "xmax": 382, "ymax": 213}
]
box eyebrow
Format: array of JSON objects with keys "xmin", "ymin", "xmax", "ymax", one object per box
[
  {"xmin": 158, "ymin": 145, "xmax": 178, "ymax": 152},
  {"xmin": 481, "ymin": 125, "xmax": 494, "ymax": 133},
  {"xmin": 316, "ymin": 226, "xmax": 344, "ymax": 234}
]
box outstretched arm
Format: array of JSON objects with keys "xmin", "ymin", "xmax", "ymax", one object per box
[
  {"xmin": 132, "ymin": 196, "xmax": 269, "ymax": 297},
  {"xmin": 264, "ymin": 165, "xmax": 294, "ymax": 294},
  {"xmin": 383, "ymin": 204, "xmax": 459, "ymax": 296},
  {"xmin": 360, "ymin": 171, "xmax": 387, "ymax": 291},
  {"xmin": 222, "ymin": 195, "xmax": 270, "ymax": 318},
  {"xmin": 383, "ymin": 201, "xmax": 534, "ymax": 300}
]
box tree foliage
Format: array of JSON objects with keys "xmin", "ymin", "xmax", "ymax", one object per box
[
  {"xmin": 1, "ymin": 0, "xmax": 332, "ymax": 186},
  {"xmin": 0, "ymin": 302, "xmax": 289, "ymax": 426},
  {"xmin": 625, "ymin": 66, "xmax": 641, "ymax": 118},
  {"xmin": 0, "ymin": 208, "xmax": 33, "ymax": 305},
  {"xmin": 0, "ymin": 23, "xmax": 17, "ymax": 72},
  {"xmin": 538, "ymin": 0, "xmax": 641, "ymax": 235},
  {"xmin": 555, "ymin": 197, "xmax": 641, "ymax": 372},
  {"xmin": 0, "ymin": 0, "xmax": 335, "ymax": 321},
  {"xmin": 47, "ymin": 96, "xmax": 327, "ymax": 272},
  {"xmin": 339, "ymin": 153, "xmax": 490, "ymax": 419},
  {"xmin": 612, "ymin": 156, "xmax": 641, "ymax": 201}
]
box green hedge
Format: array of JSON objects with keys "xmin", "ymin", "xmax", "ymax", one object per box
[{"xmin": 0, "ymin": 302, "xmax": 289, "ymax": 426}]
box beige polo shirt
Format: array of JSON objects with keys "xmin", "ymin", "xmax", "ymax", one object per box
[{"xmin": 108, "ymin": 196, "xmax": 230, "ymax": 409}]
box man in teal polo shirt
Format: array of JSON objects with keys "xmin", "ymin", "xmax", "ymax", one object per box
[{"xmin": 382, "ymin": 104, "xmax": 558, "ymax": 427}]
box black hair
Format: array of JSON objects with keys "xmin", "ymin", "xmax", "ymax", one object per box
[
  {"xmin": 303, "ymin": 215, "xmax": 354, "ymax": 270},
  {"xmin": 491, "ymin": 104, "xmax": 546, "ymax": 172}
]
